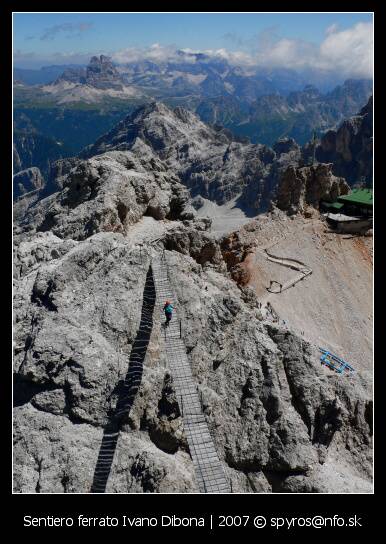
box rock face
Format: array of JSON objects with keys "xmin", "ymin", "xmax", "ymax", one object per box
[
  {"xmin": 196, "ymin": 79, "xmax": 372, "ymax": 146},
  {"xmin": 86, "ymin": 55, "xmax": 123, "ymax": 89},
  {"xmin": 220, "ymin": 230, "xmax": 255, "ymax": 285},
  {"xmin": 13, "ymin": 231, "xmax": 196, "ymax": 493},
  {"xmin": 44, "ymin": 157, "xmax": 82, "ymax": 195},
  {"xmin": 15, "ymin": 150, "xmax": 189, "ymax": 241},
  {"xmin": 79, "ymin": 101, "xmax": 284, "ymax": 211},
  {"xmin": 56, "ymin": 55, "xmax": 125, "ymax": 90},
  {"xmin": 13, "ymin": 142, "xmax": 372, "ymax": 493},
  {"xmin": 276, "ymin": 162, "xmax": 349, "ymax": 215},
  {"xmin": 13, "ymin": 97, "xmax": 372, "ymax": 223},
  {"xmin": 13, "ymin": 167, "xmax": 44, "ymax": 199},
  {"xmin": 13, "ymin": 131, "xmax": 69, "ymax": 178},
  {"xmin": 42, "ymin": 56, "xmax": 142, "ymax": 105},
  {"xmin": 239, "ymin": 138, "xmax": 301, "ymax": 212},
  {"xmin": 13, "ymin": 160, "xmax": 83, "ymax": 218},
  {"xmin": 273, "ymin": 137, "xmax": 299, "ymax": 156},
  {"xmin": 13, "ymin": 232, "xmax": 373, "ymax": 493},
  {"xmin": 312, "ymin": 96, "xmax": 373, "ymax": 185},
  {"xmin": 163, "ymin": 224, "xmax": 224, "ymax": 268}
]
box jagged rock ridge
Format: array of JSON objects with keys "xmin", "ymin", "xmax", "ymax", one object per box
[
  {"xmin": 41, "ymin": 55, "xmax": 142, "ymax": 104},
  {"xmin": 276, "ymin": 163, "xmax": 349, "ymax": 215},
  {"xmin": 56, "ymin": 55, "xmax": 125, "ymax": 90},
  {"xmin": 314, "ymin": 96, "xmax": 373, "ymax": 185},
  {"xmin": 79, "ymin": 101, "xmax": 290, "ymax": 211},
  {"xmin": 13, "ymin": 167, "xmax": 44, "ymax": 199},
  {"xmin": 196, "ymin": 79, "xmax": 372, "ymax": 146},
  {"xmin": 13, "ymin": 123, "xmax": 372, "ymax": 493}
]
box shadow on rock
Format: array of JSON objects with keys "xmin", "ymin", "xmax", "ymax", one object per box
[{"xmin": 90, "ymin": 265, "xmax": 156, "ymax": 493}]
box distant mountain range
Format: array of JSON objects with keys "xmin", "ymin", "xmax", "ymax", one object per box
[
  {"xmin": 196, "ymin": 79, "xmax": 372, "ymax": 145},
  {"xmin": 14, "ymin": 96, "xmax": 372, "ymax": 215},
  {"xmin": 15, "ymin": 54, "xmax": 372, "ymax": 104},
  {"xmin": 13, "ymin": 54, "xmax": 372, "ymax": 181},
  {"xmin": 15, "ymin": 50, "xmax": 369, "ymax": 93}
]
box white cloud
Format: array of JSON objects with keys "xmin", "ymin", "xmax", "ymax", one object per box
[
  {"xmin": 110, "ymin": 21, "xmax": 372, "ymax": 78},
  {"xmin": 326, "ymin": 23, "xmax": 339, "ymax": 35},
  {"xmin": 15, "ymin": 21, "xmax": 373, "ymax": 79},
  {"xmin": 112, "ymin": 44, "xmax": 255, "ymax": 67},
  {"xmin": 247, "ymin": 22, "xmax": 373, "ymax": 78},
  {"xmin": 112, "ymin": 43, "xmax": 184, "ymax": 64},
  {"xmin": 253, "ymin": 38, "xmax": 319, "ymax": 70},
  {"xmin": 319, "ymin": 22, "xmax": 373, "ymax": 78}
]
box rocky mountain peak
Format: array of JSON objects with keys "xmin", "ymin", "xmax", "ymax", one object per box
[
  {"xmin": 312, "ymin": 95, "xmax": 373, "ymax": 185},
  {"xmin": 276, "ymin": 162, "xmax": 349, "ymax": 215},
  {"xmin": 79, "ymin": 101, "xmax": 222, "ymax": 160},
  {"xmin": 77, "ymin": 101, "xmax": 281, "ymax": 208},
  {"xmin": 55, "ymin": 55, "xmax": 124, "ymax": 90},
  {"xmin": 132, "ymin": 100, "xmax": 173, "ymax": 120},
  {"xmin": 88, "ymin": 55, "xmax": 118, "ymax": 75}
]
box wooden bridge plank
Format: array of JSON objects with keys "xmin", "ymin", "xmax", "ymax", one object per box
[{"xmin": 152, "ymin": 254, "xmax": 231, "ymax": 494}]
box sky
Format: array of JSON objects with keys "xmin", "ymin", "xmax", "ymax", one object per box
[{"xmin": 13, "ymin": 12, "xmax": 374, "ymax": 78}]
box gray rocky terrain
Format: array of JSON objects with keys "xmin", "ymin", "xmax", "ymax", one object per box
[
  {"xmin": 56, "ymin": 55, "xmax": 125, "ymax": 90},
  {"xmin": 78, "ymin": 101, "xmax": 281, "ymax": 211},
  {"xmin": 276, "ymin": 162, "xmax": 349, "ymax": 215},
  {"xmin": 13, "ymin": 167, "xmax": 44, "ymax": 199},
  {"xmin": 41, "ymin": 56, "xmax": 143, "ymax": 104},
  {"xmin": 308, "ymin": 96, "xmax": 373, "ymax": 185},
  {"xmin": 13, "ymin": 122, "xmax": 373, "ymax": 492},
  {"xmin": 197, "ymin": 79, "xmax": 372, "ymax": 146}
]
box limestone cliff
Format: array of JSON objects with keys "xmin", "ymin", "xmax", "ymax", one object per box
[{"xmin": 13, "ymin": 141, "xmax": 372, "ymax": 493}]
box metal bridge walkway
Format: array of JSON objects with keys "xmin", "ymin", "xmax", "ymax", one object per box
[{"xmin": 152, "ymin": 253, "xmax": 231, "ymax": 493}]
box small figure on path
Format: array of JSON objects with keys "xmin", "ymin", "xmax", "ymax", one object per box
[{"xmin": 163, "ymin": 300, "xmax": 174, "ymax": 326}]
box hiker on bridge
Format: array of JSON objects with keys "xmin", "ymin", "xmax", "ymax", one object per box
[{"xmin": 163, "ymin": 300, "xmax": 174, "ymax": 326}]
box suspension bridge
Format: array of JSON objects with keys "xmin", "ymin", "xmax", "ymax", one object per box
[
  {"xmin": 152, "ymin": 251, "xmax": 230, "ymax": 493},
  {"xmin": 91, "ymin": 246, "xmax": 230, "ymax": 493}
]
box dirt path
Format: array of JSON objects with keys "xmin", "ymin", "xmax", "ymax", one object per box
[
  {"xmin": 244, "ymin": 214, "xmax": 372, "ymax": 373},
  {"xmin": 263, "ymin": 248, "xmax": 312, "ymax": 293}
]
